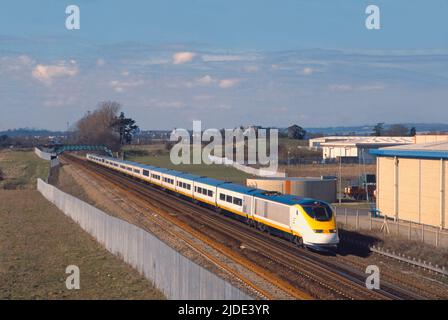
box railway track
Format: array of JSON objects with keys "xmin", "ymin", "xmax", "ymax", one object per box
[
  {"xmin": 63, "ymin": 154, "xmax": 428, "ymax": 300},
  {"xmin": 62, "ymin": 154, "xmax": 310, "ymax": 300}
]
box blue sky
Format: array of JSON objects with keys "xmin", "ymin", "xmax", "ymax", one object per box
[{"xmin": 0, "ymin": 0, "xmax": 447, "ymax": 130}]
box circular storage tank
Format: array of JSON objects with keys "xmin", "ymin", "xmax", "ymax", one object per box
[{"xmin": 246, "ymin": 177, "xmax": 337, "ymax": 203}]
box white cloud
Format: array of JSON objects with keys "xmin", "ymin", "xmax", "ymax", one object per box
[
  {"xmin": 202, "ymin": 54, "xmax": 246, "ymax": 62},
  {"xmin": 109, "ymin": 79, "xmax": 144, "ymax": 92},
  {"xmin": 301, "ymin": 67, "xmax": 314, "ymax": 75},
  {"xmin": 136, "ymin": 58, "xmax": 170, "ymax": 66},
  {"xmin": 32, "ymin": 61, "xmax": 78, "ymax": 85},
  {"xmin": 329, "ymin": 84, "xmax": 353, "ymax": 92},
  {"xmin": 219, "ymin": 78, "xmax": 240, "ymax": 88},
  {"xmin": 358, "ymin": 84, "xmax": 386, "ymax": 91},
  {"xmin": 96, "ymin": 58, "xmax": 106, "ymax": 67},
  {"xmin": 43, "ymin": 95, "xmax": 77, "ymax": 108},
  {"xmin": 173, "ymin": 52, "xmax": 196, "ymax": 64},
  {"xmin": 329, "ymin": 83, "xmax": 385, "ymax": 92},
  {"xmin": 196, "ymin": 75, "xmax": 216, "ymax": 85},
  {"xmin": 243, "ymin": 65, "xmax": 259, "ymax": 72},
  {"xmin": 146, "ymin": 99, "xmax": 185, "ymax": 109},
  {"xmin": 194, "ymin": 94, "xmax": 214, "ymax": 101},
  {"xmin": 157, "ymin": 101, "xmax": 185, "ymax": 108},
  {"xmin": 0, "ymin": 55, "xmax": 35, "ymax": 72}
]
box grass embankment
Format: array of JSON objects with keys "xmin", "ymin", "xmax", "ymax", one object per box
[
  {"xmin": 0, "ymin": 149, "xmax": 49, "ymax": 189},
  {"xmin": 0, "ymin": 149, "xmax": 165, "ymax": 299}
]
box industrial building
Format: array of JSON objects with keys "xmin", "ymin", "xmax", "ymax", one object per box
[
  {"xmin": 414, "ymin": 134, "xmax": 448, "ymax": 144},
  {"xmin": 246, "ymin": 177, "xmax": 337, "ymax": 203},
  {"xmin": 320, "ymin": 136, "xmax": 414, "ymax": 164},
  {"xmin": 309, "ymin": 136, "xmax": 360, "ymax": 149},
  {"xmin": 370, "ymin": 141, "xmax": 448, "ymax": 229}
]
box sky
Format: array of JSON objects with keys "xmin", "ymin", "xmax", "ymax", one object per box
[{"xmin": 0, "ymin": 0, "xmax": 447, "ymax": 131}]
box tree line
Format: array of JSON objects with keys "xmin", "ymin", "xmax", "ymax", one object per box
[{"xmin": 371, "ymin": 123, "xmax": 416, "ymax": 137}]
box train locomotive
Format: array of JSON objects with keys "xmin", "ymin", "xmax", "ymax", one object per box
[{"xmin": 86, "ymin": 154, "xmax": 339, "ymax": 250}]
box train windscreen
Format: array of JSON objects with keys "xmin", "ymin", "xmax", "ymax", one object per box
[{"xmin": 302, "ymin": 203, "xmax": 333, "ymax": 221}]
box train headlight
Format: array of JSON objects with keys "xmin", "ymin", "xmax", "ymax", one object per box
[
  {"xmin": 329, "ymin": 229, "xmax": 337, "ymax": 233},
  {"xmin": 313, "ymin": 229, "xmax": 324, "ymax": 233}
]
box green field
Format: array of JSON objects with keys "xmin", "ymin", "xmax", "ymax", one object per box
[
  {"xmin": 0, "ymin": 150, "xmax": 49, "ymax": 189},
  {"xmin": 277, "ymin": 137, "xmax": 309, "ymax": 148},
  {"xmin": 123, "ymin": 145, "xmax": 252, "ymax": 183}
]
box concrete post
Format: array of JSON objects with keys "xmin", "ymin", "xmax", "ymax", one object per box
[
  {"xmin": 436, "ymin": 228, "xmax": 439, "ymax": 248},
  {"xmin": 441, "ymin": 159, "xmax": 445, "ymax": 229},
  {"xmin": 394, "ymin": 157, "xmax": 399, "ymax": 222}
]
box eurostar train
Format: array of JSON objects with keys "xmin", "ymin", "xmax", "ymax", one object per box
[{"xmin": 87, "ymin": 154, "xmax": 339, "ymax": 250}]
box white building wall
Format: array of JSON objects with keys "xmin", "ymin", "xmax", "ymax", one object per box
[{"xmin": 323, "ymin": 146, "xmax": 358, "ymax": 160}]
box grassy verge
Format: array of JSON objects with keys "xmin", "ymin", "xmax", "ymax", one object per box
[
  {"xmin": 0, "ymin": 150, "xmax": 49, "ymax": 189},
  {"xmin": 0, "ymin": 149, "xmax": 165, "ymax": 299},
  {"xmin": 0, "ymin": 189, "xmax": 165, "ymax": 299}
]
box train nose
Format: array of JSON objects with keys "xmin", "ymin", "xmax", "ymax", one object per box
[{"xmin": 304, "ymin": 232, "xmax": 339, "ymax": 247}]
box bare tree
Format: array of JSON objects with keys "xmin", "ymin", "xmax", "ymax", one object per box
[{"xmin": 74, "ymin": 101, "xmax": 121, "ymax": 151}]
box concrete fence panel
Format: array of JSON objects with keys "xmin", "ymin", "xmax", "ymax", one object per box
[
  {"xmin": 34, "ymin": 147, "xmax": 56, "ymax": 161},
  {"xmin": 37, "ymin": 179, "xmax": 250, "ymax": 300}
]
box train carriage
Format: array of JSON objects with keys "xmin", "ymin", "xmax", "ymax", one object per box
[
  {"xmin": 160, "ymin": 169, "xmax": 180, "ymax": 191},
  {"xmin": 148, "ymin": 167, "xmax": 168, "ymax": 186},
  {"xmin": 175, "ymin": 172, "xmax": 199, "ymax": 198},
  {"xmin": 138, "ymin": 164, "xmax": 156, "ymax": 184},
  {"xmin": 193, "ymin": 177, "xmax": 223, "ymax": 206},
  {"xmin": 216, "ymin": 183, "xmax": 259, "ymax": 221}
]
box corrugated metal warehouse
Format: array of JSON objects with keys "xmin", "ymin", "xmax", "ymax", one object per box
[
  {"xmin": 371, "ymin": 141, "xmax": 448, "ymax": 229},
  {"xmin": 246, "ymin": 177, "xmax": 337, "ymax": 203},
  {"xmin": 320, "ymin": 136, "xmax": 414, "ymax": 164}
]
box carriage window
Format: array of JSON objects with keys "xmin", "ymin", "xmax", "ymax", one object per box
[
  {"xmin": 202, "ymin": 189, "xmax": 207, "ymax": 195},
  {"xmin": 187, "ymin": 184, "xmax": 191, "ymax": 190},
  {"xmin": 233, "ymin": 198, "xmax": 242, "ymax": 206},
  {"xmin": 226, "ymin": 195, "xmax": 232, "ymax": 203},
  {"xmin": 207, "ymin": 190, "xmax": 213, "ymax": 197},
  {"xmin": 220, "ymin": 193, "xmax": 225, "ymax": 201},
  {"xmin": 197, "ymin": 187, "xmax": 202, "ymax": 193},
  {"xmin": 143, "ymin": 170, "xmax": 149, "ymax": 177}
]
